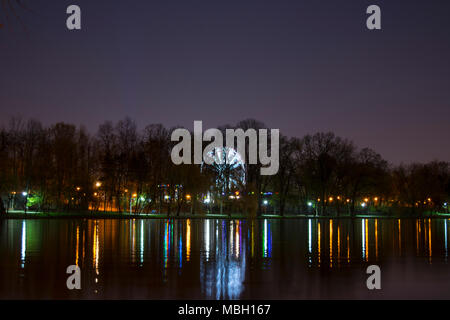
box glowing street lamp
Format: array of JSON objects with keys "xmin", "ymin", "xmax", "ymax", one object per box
[
  {"xmin": 263, "ymin": 200, "xmax": 268, "ymax": 205},
  {"xmin": 95, "ymin": 182, "xmax": 101, "ymax": 188},
  {"xmin": 307, "ymin": 202, "xmax": 313, "ymax": 207}
]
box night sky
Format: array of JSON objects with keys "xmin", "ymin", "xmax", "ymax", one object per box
[{"xmin": 1, "ymin": 0, "xmax": 449, "ymax": 164}]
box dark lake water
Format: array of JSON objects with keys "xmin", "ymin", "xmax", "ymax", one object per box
[{"xmin": 1, "ymin": 217, "xmax": 449, "ymax": 299}]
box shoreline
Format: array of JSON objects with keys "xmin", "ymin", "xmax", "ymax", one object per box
[{"xmin": 1, "ymin": 211, "xmax": 449, "ymax": 220}]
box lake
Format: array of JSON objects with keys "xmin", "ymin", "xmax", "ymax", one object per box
[{"xmin": 0, "ymin": 217, "xmax": 449, "ymax": 299}]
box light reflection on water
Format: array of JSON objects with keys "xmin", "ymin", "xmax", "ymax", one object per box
[{"xmin": 1, "ymin": 218, "xmax": 450, "ymax": 299}]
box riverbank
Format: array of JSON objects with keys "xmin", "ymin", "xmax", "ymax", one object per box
[{"xmin": 1, "ymin": 210, "xmax": 449, "ymax": 219}]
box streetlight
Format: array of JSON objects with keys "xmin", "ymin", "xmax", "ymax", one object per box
[
  {"xmin": 263, "ymin": 199, "xmax": 269, "ymax": 215},
  {"xmin": 130, "ymin": 193, "xmax": 137, "ymax": 215}
]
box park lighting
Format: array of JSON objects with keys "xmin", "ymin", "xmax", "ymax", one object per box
[
  {"xmin": 186, "ymin": 194, "xmax": 191, "ymax": 200},
  {"xmin": 374, "ymin": 197, "xmax": 378, "ymax": 201},
  {"xmin": 132, "ymin": 193, "xmax": 137, "ymax": 198},
  {"xmin": 263, "ymin": 200, "xmax": 268, "ymax": 205},
  {"xmin": 361, "ymin": 202, "xmax": 366, "ymax": 207},
  {"xmin": 364, "ymin": 198, "xmax": 369, "ymax": 202},
  {"xmin": 95, "ymin": 182, "xmax": 101, "ymax": 187},
  {"xmin": 22, "ymin": 191, "xmax": 27, "ymax": 197},
  {"xmin": 76, "ymin": 187, "xmax": 81, "ymax": 191},
  {"xmin": 307, "ymin": 202, "xmax": 313, "ymax": 207},
  {"xmin": 346, "ymin": 199, "xmax": 350, "ymax": 203}
]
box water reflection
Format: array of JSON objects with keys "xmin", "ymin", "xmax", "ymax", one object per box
[
  {"xmin": 21, "ymin": 220, "xmax": 26, "ymax": 269},
  {"xmin": 445, "ymin": 220, "xmax": 448, "ymax": 261},
  {"xmin": 1, "ymin": 218, "xmax": 450, "ymax": 299}
]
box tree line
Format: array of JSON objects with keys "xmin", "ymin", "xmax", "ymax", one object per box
[{"xmin": 0, "ymin": 117, "xmax": 448, "ymax": 217}]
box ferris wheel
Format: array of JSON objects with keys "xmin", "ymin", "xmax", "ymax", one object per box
[{"xmin": 202, "ymin": 147, "xmax": 246, "ymax": 192}]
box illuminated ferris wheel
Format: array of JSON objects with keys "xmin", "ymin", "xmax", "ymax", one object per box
[{"xmin": 202, "ymin": 147, "xmax": 246, "ymax": 193}]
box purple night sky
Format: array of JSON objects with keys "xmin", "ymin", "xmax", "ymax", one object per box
[{"xmin": 1, "ymin": 0, "xmax": 449, "ymax": 164}]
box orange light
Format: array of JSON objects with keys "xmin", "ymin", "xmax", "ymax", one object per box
[
  {"xmin": 329, "ymin": 197, "xmax": 333, "ymax": 202},
  {"xmin": 132, "ymin": 193, "xmax": 137, "ymax": 198},
  {"xmin": 186, "ymin": 194, "xmax": 191, "ymax": 200},
  {"xmin": 374, "ymin": 197, "xmax": 378, "ymax": 201},
  {"xmin": 76, "ymin": 187, "xmax": 81, "ymax": 191},
  {"xmin": 364, "ymin": 198, "xmax": 369, "ymax": 202},
  {"xmin": 95, "ymin": 182, "xmax": 101, "ymax": 187}
]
